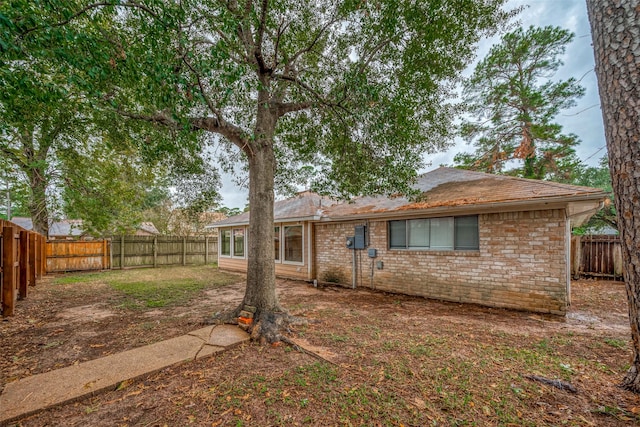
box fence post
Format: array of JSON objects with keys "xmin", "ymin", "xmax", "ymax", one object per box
[
  {"xmin": 2, "ymin": 226, "xmax": 17, "ymax": 316},
  {"xmin": 33, "ymin": 234, "xmax": 39, "ymax": 280},
  {"xmin": 102, "ymin": 240, "xmax": 108, "ymax": 270},
  {"xmin": 571, "ymin": 235, "xmax": 581, "ymax": 279},
  {"xmin": 19, "ymin": 231, "xmax": 28, "ymax": 299},
  {"xmin": 41, "ymin": 236, "xmax": 46, "ymax": 276},
  {"xmin": 120, "ymin": 234, "xmax": 125, "ymax": 269},
  {"xmin": 205, "ymin": 236, "xmax": 209, "ymax": 264},
  {"xmin": 28, "ymin": 233, "xmax": 36, "ymax": 288},
  {"xmin": 183, "ymin": 236, "xmax": 187, "ymax": 266},
  {"xmin": 153, "ymin": 236, "xmax": 158, "ymax": 268}
]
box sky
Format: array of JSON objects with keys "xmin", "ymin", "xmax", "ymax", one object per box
[{"xmin": 218, "ymin": 0, "xmax": 605, "ymax": 209}]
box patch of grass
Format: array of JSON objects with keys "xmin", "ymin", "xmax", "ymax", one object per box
[
  {"xmin": 52, "ymin": 266, "xmax": 243, "ymax": 310},
  {"xmin": 324, "ymin": 333, "xmax": 349, "ymax": 343},
  {"xmin": 109, "ymin": 279, "xmax": 208, "ymax": 308},
  {"xmin": 604, "ymin": 338, "xmax": 626, "ymax": 349},
  {"xmin": 54, "ymin": 272, "xmax": 107, "ymax": 285}
]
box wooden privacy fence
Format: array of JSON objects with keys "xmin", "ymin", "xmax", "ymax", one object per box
[
  {"xmin": 46, "ymin": 235, "xmax": 218, "ymax": 272},
  {"xmin": 1, "ymin": 219, "xmax": 46, "ymax": 317},
  {"xmin": 111, "ymin": 235, "xmax": 218, "ymax": 269},
  {"xmin": 47, "ymin": 240, "xmax": 111, "ymax": 272},
  {"xmin": 571, "ymin": 234, "xmax": 622, "ymax": 280}
]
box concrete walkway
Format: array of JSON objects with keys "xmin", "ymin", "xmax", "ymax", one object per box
[{"xmin": 0, "ymin": 325, "xmax": 249, "ymax": 425}]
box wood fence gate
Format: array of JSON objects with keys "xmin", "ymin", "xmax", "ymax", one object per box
[
  {"xmin": 571, "ymin": 234, "xmax": 622, "ymax": 279},
  {"xmin": 1, "ymin": 219, "xmax": 46, "ymax": 316},
  {"xmin": 46, "ymin": 240, "xmax": 111, "ymax": 273}
]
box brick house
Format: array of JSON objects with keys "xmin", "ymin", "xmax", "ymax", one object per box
[{"xmin": 212, "ymin": 168, "xmax": 607, "ymax": 315}]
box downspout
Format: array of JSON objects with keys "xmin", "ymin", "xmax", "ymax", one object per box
[
  {"xmin": 352, "ymin": 248, "xmax": 356, "ymax": 289},
  {"xmin": 565, "ymin": 211, "xmax": 571, "ymax": 307}
]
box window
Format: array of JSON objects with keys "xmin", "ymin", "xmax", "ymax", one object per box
[
  {"xmin": 233, "ymin": 229, "xmax": 245, "ymax": 257},
  {"xmin": 454, "ymin": 216, "xmax": 479, "ymax": 250},
  {"xmin": 389, "ymin": 216, "xmax": 479, "ymax": 250},
  {"xmin": 274, "ymin": 226, "xmax": 280, "ymax": 261},
  {"xmin": 284, "ymin": 225, "xmax": 303, "ymax": 262},
  {"xmin": 430, "ymin": 217, "xmax": 454, "ymax": 250},
  {"xmin": 221, "ymin": 229, "xmax": 231, "ymax": 256}
]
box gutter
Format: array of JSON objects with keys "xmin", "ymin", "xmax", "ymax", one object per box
[
  {"xmin": 211, "ymin": 215, "xmax": 322, "ymax": 229},
  {"xmin": 317, "ymin": 193, "xmax": 608, "ymax": 223}
]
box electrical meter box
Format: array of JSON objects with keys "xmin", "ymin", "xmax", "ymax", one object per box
[
  {"xmin": 346, "ymin": 236, "xmax": 355, "ymax": 249},
  {"xmin": 354, "ymin": 225, "xmax": 366, "ymax": 249},
  {"xmin": 368, "ymin": 248, "xmax": 377, "ymax": 258}
]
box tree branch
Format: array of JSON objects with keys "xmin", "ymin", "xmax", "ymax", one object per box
[
  {"xmin": 19, "ymin": 1, "xmax": 164, "ymax": 39},
  {"xmin": 272, "ymin": 101, "xmax": 314, "ymax": 117},
  {"xmin": 288, "ymin": 16, "xmax": 339, "ymax": 68},
  {"xmin": 116, "ymin": 110, "xmax": 253, "ymax": 156},
  {"xmin": 253, "ymin": 0, "xmax": 270, "ymax": 74}
]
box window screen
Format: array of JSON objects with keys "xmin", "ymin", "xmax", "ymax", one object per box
[
  {"xmin": 389, "ymin": 221, "xmax": 406, "ymax": 248},
  {"xmin": 455, "ymin": 216, "xmax": 479, "ymax": 250},
  {"xmin": 284, "ymin": 225, "xmax": 303, "ymax": 262},
  {"xmin": 430, "ymin": 217, "xmax": 454, "ymax": 250},
  {"xmin": 233, "ymin": 229, "xmax": 244, "ymax": 257},
  {"xmin": 389, "ymin": 216, "xmax": 478, "ymax": 251},
  {"xmin": 221, "ymin": 229, "xmax": 231, "ymax": 256},
  {"xmin": 274, "ymin": 226, "xmax": 280, "ymax": 260},
  {"xmin": 408, "ymin": 219, "xmax": 430, "ymax": 248}
]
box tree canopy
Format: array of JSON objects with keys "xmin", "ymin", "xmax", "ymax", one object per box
[
  {"xmin": 455, "ymin": 25, "xmax": 585, "ymax": 181},
  {"xmin": 2, "ymin": 0, "xmax": 513, "ymax": 339},
  {"xmin": 0, "ymin": 1, "xmax": 222, "ymax": 235}
]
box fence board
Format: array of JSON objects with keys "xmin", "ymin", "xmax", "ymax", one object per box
[
  {"xmin": 19, "ymin": 230, "xmax": 29, "ymax": 299},
  {"xmin": 46, "ymin": 240, "xmax": 111, "ymax": 272},
  {"xmin": 571, "ymin": 234, "xmax": 622, "ymax": 279},
  {"xmin": 0, "ymin": 220, "xmax": 45, "ymax": 317},
  {"xmin": 46, "ymin": 235, "xmax": 218, "ymax": 272},
  {"xmin": 110, "ymin": 235, "xmax": 218, "ymax": 269}
]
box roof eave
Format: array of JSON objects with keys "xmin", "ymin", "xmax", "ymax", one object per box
[
  {"xmin": 211, "ymin": 215, "xmax": 322, "ymax": 228},
  {"xmin": 318, "ymin": 193, "xmax": 608, "ymax": 222}
]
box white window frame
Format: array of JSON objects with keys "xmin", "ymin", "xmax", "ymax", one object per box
[
  {"xmin": 220, "ymin": 228, "xmax": 232, "ymax": 257},
  {"xmin": 274, "ymin": 225, "xmax": 281, "ymax": 263},
  {"xmin": 389, "ymin": 215, "xmax": 479, "ymax": 251},
  {"xmin": 278, "ymin": 223, "xmax": 304, "ymax": 265},
  {"xmin": 219, "ymin": 226, "xmax": 247, "ymax": 259}
]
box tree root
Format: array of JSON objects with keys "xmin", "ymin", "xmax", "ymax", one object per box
[
  {"xmin": 621, "ymin": 367, "xmax": 640, "ymax": 394},
  {"xmin": 249, "ymin": 310, "xmax": 308, "ymax": 344},
  {"xmin": 203, "ymin": 306, "xmax": 242, "ymax": 325},
  {"xmin": 205, "ymin": 304, "xmax": 310, "ymax": 345},
  {"xmin": 524, "ymin": 375, "xmax": 577, "ymax": 393}
]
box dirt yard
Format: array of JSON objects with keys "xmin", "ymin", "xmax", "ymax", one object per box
[{"xmin": 1, "ymin": 266, "xmax": 639, "ymax": 426}]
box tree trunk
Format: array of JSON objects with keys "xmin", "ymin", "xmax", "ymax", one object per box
[
  {"xmin": 26, "ymin": 167, "xmax": 49, "ymax": 237},
  {"xmin": 586, "ymin": 0, "xmax": 640, "ymax": 392},
  {"xmin": 242, "ymin": 104, "xmax": 281, "ymax": 319}
]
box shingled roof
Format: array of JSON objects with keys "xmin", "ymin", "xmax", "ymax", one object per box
[
  {"xmin": 212, "ymin": 190, "xmax": 337, "ymax": 227},
  {"xmin": 210, "ymin": 168, "xmax": 608, "ymax": 226},
  {"xmin": 325, "ymin": 167, "xmax": 608, "ymax": 219}
]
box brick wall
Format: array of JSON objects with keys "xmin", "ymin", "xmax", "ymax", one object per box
[{"xmin": 314, "ymin": 209, "xmax": 568, "ymax": 314}]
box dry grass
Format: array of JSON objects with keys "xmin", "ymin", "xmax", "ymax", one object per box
[{"xmin": 2, "ymin": 268, "xmax": 639, "ymax": 426}]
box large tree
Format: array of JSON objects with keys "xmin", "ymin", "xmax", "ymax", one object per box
[
  {"xmin": 1, "ymin": 3, "xmax": 217, "ymax": 237},
  {"xmin": 586, "ymin": 0, "xmax": 640, "ymax": 392},
  {"xmin": 6, "ymin": 0, "xmax": 512, "ymax": 340},
  {"xmin": 455, "ymin": 26, "xmax": 585, "ymax": 181},
  {"xmin": 0, "ymin": 158, "xmax": 30, "ymax": 220},
  {"xmin": 0, "ymin": 68, "xmax": 81, "ymax": 234}
]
